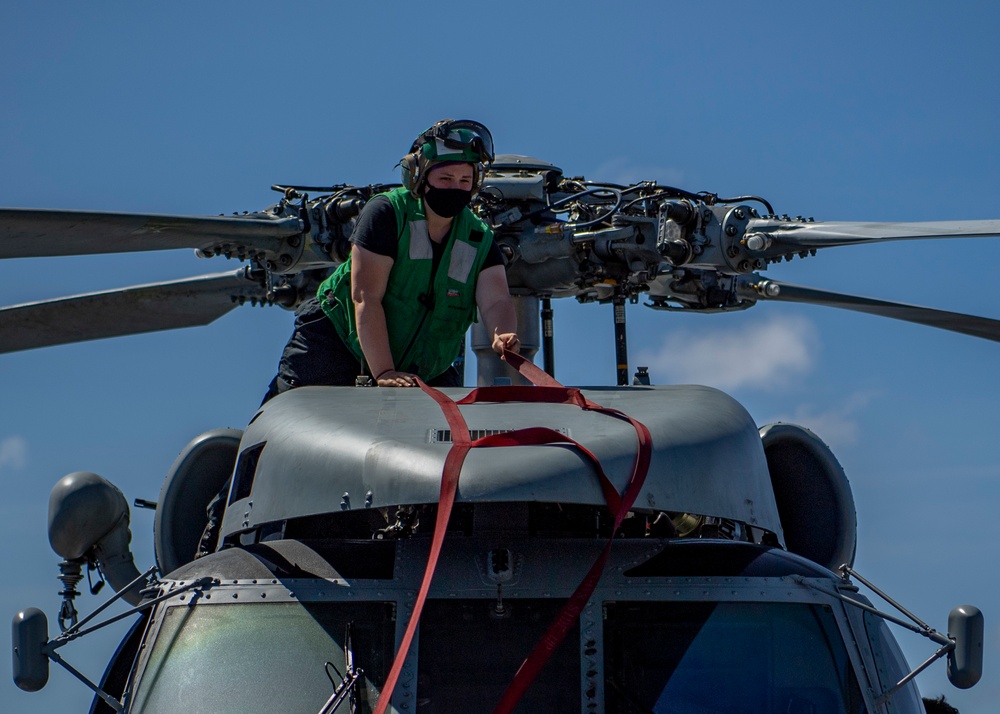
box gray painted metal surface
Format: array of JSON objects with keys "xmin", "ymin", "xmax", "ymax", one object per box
[
  {"xmin": 138, "ymin": 539, "xmax": 887, "ymax": 713},
  {"xmin": 221, "ymin": 384, "xmax": 784, "ymax": 543}
]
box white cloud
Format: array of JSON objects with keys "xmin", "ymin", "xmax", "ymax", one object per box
[
  {"xmin": 0, "ymin": 436, "xmax": 28, "ymax": 471},
  {"xmin": 761, "ymin": 392, "xmax": 875, "ymax": 449},
  {"xmin": 634, "ymin": 316, "xmax": 818, "ymax": 391},
  {"xmin": 588, "ymin": 157, "xmax": 686, "ymax": 187}
]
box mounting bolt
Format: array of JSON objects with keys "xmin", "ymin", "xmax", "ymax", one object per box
[
  {"xmin": 745, "ymin": 233, "xmax": 772, "ymax": 252},
  {"xmin": 757, "ymin": 281, "xmax": 781, "ymax": 297}
]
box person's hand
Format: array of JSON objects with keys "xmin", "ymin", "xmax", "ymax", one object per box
[
  {"xmin": 492, "ymin": 330, "xmax": 520, "ymax": 355},
  {"xmin": 376, "ymin": 370, "xmax": 418, "ymax": 387}
]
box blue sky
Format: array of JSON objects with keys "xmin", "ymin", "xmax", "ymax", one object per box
[{"xmin": 3, "ymin": 2, "xmax": 999, "ymax": 710}]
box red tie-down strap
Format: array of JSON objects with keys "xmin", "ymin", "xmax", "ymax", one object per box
[{"xmin": 372, "ymin": 352, "xmax": 652, "ymax": 714}]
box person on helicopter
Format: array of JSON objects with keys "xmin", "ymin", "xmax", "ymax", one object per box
[{"xmin": 263, "ymin": 119, "xmax": 519, "ymax": 401}]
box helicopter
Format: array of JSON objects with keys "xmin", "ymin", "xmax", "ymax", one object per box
[{"xmin": 5, "ymin": 151, "xmax": 995, "ymax": 713}]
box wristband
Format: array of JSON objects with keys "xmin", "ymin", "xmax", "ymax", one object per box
[{"xmin": 374, "ymin": 369, "xmax": 394, "ymax": 381}]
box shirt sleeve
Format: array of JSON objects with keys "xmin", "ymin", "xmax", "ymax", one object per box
[
  {"xmin": 349, "ymin": 194, "xmax": 399, "ymax": 257},
  {"xmin": 482, "ymin": 237, "xmax": 504, "ymax": 270}
]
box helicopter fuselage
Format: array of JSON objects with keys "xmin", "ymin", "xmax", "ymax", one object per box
[{"xmin": 24, "ymin": 383, "xmax": 959, "ymax": 714}]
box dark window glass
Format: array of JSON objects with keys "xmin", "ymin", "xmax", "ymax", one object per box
[
  {"xmin": 416, "ymin": 599, "xmax": 581, "ymax": 713},
  {"xmin": 862, "ymin": 611, "xmax": 925, "ymax": 714},
  {"xmin": 228, "ymin": 442, "xmax": 265, "ymax": 505},
  {"xmin": 604, "ymin": 601, "xmax": 865, "ymax": 714}
]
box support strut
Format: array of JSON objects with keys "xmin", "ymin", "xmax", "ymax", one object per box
[
  {"xmin": 613, "ymin": 293, "xmax": 628, "ymax": 386},
  {"xmin": 540, "ymin": 297, "xmax": 555, "ymax": 378}
]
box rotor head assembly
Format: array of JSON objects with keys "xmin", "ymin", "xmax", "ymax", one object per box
[{"xmin": 3, "ymin": 142, "xmax": 1000, "ymax": 358}]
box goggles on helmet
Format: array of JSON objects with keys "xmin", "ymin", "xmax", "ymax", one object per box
[{"xmin": 415, "ymin": 119, "xmax": 495, "ymax": 165}]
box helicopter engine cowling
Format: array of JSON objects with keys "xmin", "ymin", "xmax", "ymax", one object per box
[
  {"xmin": 154, "ymin": 428, "xmax": 244, "ymax": 575},
  {"xmin": 759, "ymin": 423, "xmax": 857, "ymax": 571}
]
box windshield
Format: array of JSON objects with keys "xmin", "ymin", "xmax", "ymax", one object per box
[
  {"xmin": 415, "ymin": 598, "xmax": 581, "ymax": 713},
  {"xmin": 127, "ymin": 601, "xmax": 393, "ymax": 714},
  {"xmin": 862, "ymin": 611, "xmax": 925, "ymax": 714},
  {"xmin": 603, "ymin": 601, "xmax": 865, "ymax": 714}
]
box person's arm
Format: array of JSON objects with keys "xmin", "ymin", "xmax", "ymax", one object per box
[
  {"xmin": 351, "ymin": 244, "xmax": 417, "ymax": 386},
  {"xmin": 475, "ymin": 264, "xmax": 520, "ymax": 354}
]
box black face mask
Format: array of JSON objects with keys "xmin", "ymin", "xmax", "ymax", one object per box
[{"xmin": 424, "ymin": 186, "xmax": 472, "ymax": 218}]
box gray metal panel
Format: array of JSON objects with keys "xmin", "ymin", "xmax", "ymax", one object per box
[
  {"xmin": 221, "ymin": 385, "xmax": 782, "ymax": 539},
  {"xmin": 0, "ymin": 207, "xmax": 302, "ymax": 258},
  {"xmin": 0, "ymin": 271, "xmax": 267, "ymax": 354}
]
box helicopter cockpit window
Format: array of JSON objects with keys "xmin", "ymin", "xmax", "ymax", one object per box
[
  {"xmin": 127, "ymin": 601, "xmax": 393, "ymax": 714},
  {"xmin": 603, "ymin": 601, "xmax": 865, "ymax": 714},
  {"xmin": 862, "ymin": 611, "xmax": 925, "ymax": 714},
  {"xmin": 415, "ymin": 598, "xmax": 581, "ymax": 713}
]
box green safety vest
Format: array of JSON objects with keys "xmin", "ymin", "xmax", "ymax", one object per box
[{"xmin": 318, "ymin": 187, "xmax": 494, "ymax": 380}]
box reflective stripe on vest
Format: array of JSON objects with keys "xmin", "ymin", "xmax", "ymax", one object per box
[{"xmin": 317, "ymin": 187, "xmax": 493, "ymax": 380}]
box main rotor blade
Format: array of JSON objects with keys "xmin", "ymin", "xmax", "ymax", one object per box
[
  {"xmin": 748, "ymin": 218, "xmax": 1000, "ymax": 251},
  {"xmin": 0, "ymin": 270, "xmax": 269, "ymax": 354},
  {"xmin": 748, "ymin": 277, "xmax": 1000, "ymax": 343},
  {"xmin": 0, "ymin": 208, "xmax": 302, "ymax": 259}
]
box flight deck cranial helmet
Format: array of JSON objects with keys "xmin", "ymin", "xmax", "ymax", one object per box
[{"xmin": 400, "ymin": 119, "xmax": 495, "ymax": 198}]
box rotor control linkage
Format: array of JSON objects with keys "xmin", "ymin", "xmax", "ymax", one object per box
[
  {"xmin": 613, "ymin": 291, "xmax": 629, "ymax": 386},
  {"xmin": 540, "ymin": 298, "xmax": 555, "ymax": 378}
]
